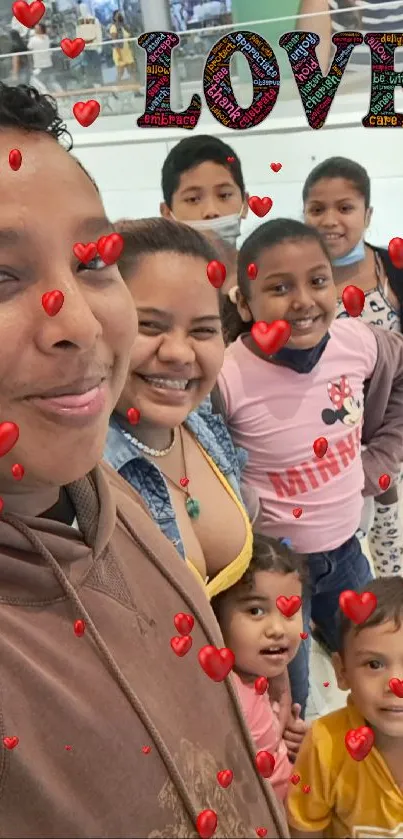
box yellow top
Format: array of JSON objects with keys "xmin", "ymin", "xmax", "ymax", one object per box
[
  {"xmin": 287, "ymin": 695, "xmax": 403, "ymax": 838},
  {"xmin": 185, "ymin": 442, "xmax": 253, "ymax": 600}
]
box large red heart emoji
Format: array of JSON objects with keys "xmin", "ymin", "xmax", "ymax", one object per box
[
  {"xmin": 389, "ymin": 678, "xmax": 403, "ymax": 698},
  {"xmin": 0, "ymin": 422, "xmax": 19, "ymax": 458},
  {"xmin": 42, "ymin": 290, "xmax": 64, "ymax": 317},
  {"xmin": 127, "ymin": 407, "xmax": 140, "ymax": 425},
  {"xmin": 270, "ymin": 162, "xmax": 282, "ymax": 173},
  {"xmin": 73, "ymin": 99, "xmax": 100, "ymax": 127},
  {"xmin": 276, "ymin": 595, "xmax": 302, "ymax": 618},
  {"xmin": 256, "ymin": 830, "xmax": 267, "ymax": 838},
  {"xmin": 342, "ymin": 285, "xmax": 365, "ymax": 318},
  {"xmin": 73, "ymin": 242, "xmax": 97, "ymax": 263},
  {"xmin": 196, "ymin": 809, "xmax": 217, "ymax": 839},
  {"xmin": 97, "ymin": 233, "xmax": 124, "ymax": 265},
  {"xmin": 345, "ymin": 726, "xmax": 374, "ymax": 761},
  {"xmin": 339, "ymin": 590, "xmax": 377, "ymax": 624},
  {"xmin": 379, "ymin": 473, "xmax": 390, "ymax": 492},
  {"xmin": 198, "ymin": 645, "xmax": 235, "ymax": 681},
  {"xmin": 74, "ymin": 619, "xmax": 86, "ymax": 637},
  {"xmin": 251, "ymin": 320, "xmax": 291, "ymax": 355},
  {"xmin": 290, "ymin": 773, "xmax": 300, "ymax": 785},
  {"xmin": 11, "ymin": 463, "xmax": 24, "ymax": 480},
  {"xmin": 248, "ymin": 196, "xmax": 273, "ymax": 217},
  {"xmin": 388, "ymin": 237, "xmax": 403, "ymax": 269},
  {"xmin": 9, "ymin": 149, "xmax": 22, "ymax": 171},
  {"xmin": 313, "ymin": 436, "xmax": 328, "ymax": 458},
  {"xmin": 293, "ymin": 507, "xmax": 302, "ymax": 518},
  {"xmin": 170, "ymin": 635, "xmax": 192, "ymax": 657},
  {"xmin": 216, "ymin": 769, "xmax": 233, "ymax": 788},
  {"xmin": 3, "ymin": 736, "xmax": 19, "ymax": 750},
  {"xmin": 60, "ymin": 37, "xmax": 85, "ymax": 58},
  {"xmin": 174, "ymin": 612, "xmax": 194, "ymax": 636},
  {"xmin": 207, "ymin": 260, "xmax": 226, "ymax": 289},
  {"xmin": 255, "ymin": 750, "xmax": 275, "ymax": 778},
  {"xmin": 254, "ymin": 676, "xmax": 268, "ymax": 695},
  {"xmin": 12, "ymin": 0, "xmax": 44, "ymax": 27}
]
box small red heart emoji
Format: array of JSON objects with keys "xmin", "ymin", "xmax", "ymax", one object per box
[
  {"xmin": 142, "ymin": 745, "xmax": 151, "ymax": 754},
  {"xmin": 65, "ymin": 745, "xmax": 72, "ymax": 751},
  {"xmin": 0, "ymin": 422, "xmax": 19, "ymax": 457},
  {"xmin": 389, "ymin": 678, "xmax": 403, "ymax": 698},
  {"xmin": 97, "ymin": 233, "xmax": 124, "ymax": 265},
  {"xmin": 216, "ymin": 769, "xmax": 233, "ymax": 788},
  {"xmin": 379, "ymin": 473, "xmax": 390, "ymax": 492},
  {"xmin": 247, "ymin": 263, "xmax": 258, "ymax": 280},
  {"xmin": 255, "ymin": 750, "xmax": 275, "ymax": 778},
  {"xmin": 198, "ymin": 645, "xmax": 235, "ymax": 681},
  {"xmin": 248, "ymin": 196, "xmax": 273, "ymax": 217},
  {"xmin": 127, "ymin": 407, "xmax": 140, "ymax": 425},
  {"xmin": 290, "ymin": 773, "xmax": 300, "ymax": 785},
  {"xmin": 313, "ymin": 436, "xmax": 328, "ymax": 458},
  {"xmin": 300, "ymin": 632, "xmax": 308, "ymax": 640},
  {"xmin": 256, "ymin": 830, "xmax": 267, "ymax": 838},
  {"xmin": 170, "ymin": 635, "xmax": 192, "ymax": 657},
  {"xmin": 3, "ymin": 736, "xmax": 19, "ymax": 750},
  {"xmin": 73, "ymin": 99, "xmax": 100, "ymax": 127},
  {"xmin": 12, "ymin": 0, "xmax": 44, "ymax": 27},
  {"xmin": 302, "ymin": 784, "xmax": 311, "ymax": 794},
  {"xmin": 226, "ymin": 156, "xmax": 235, "ymax": 163},
  {"xmin": 42, "ymin": 290, "xmax": 64, "ymax": 317},
  {"xmin": 196, "ymin": 809, "xmax": 217, "ymax": 838},
  {"xmin": 60, "ymin": 37, "xmax": 85, "ymax": 58},
  {"xmin": 74, "ymin": 619, "xmax": 86, "ymax": 637},
  {"xmin": 9, "ymin": 149, "xmax": 22, "ymax": 171},
  {"xmin": 270, "ymin": 162, "xmax": 282, "ymax": 173},
  {"xmin": 388, "ymin": 237, "xmax": 403, "ymax": 269},
  {"xmin": 11, "ymin": 463, "xmax": 24, "ymax": 480},
  {"xmin": 342, "ymin": 285, "xmax": 365, "ymax": 318},
  {"xmin": 339, "ymin": 590, "xmax": 377, "ymax": 624},
  {"xmin": 293, "ymin": 507, "xmax": 302, "ymax": 518},
  {"xmin": 180, "ymin": 477, "xmax": 189, "ymax": 488},
  {"xmin": 251, "ymin": 320, "xmax": 291, "ymax": 355},
  {"xmin": 207, "ymin": 260, "xmax": 226, "ymax": 289},
  {"xmin": 174, "ymin": 612, "xmax": 194, "ymax": 635},
  {"xmin": 276, "ymin": 595, "xmax": 302, "ymax": 618},
  {"xmin": 345, "ymin": 726, "xmax": 374, "ymax": 761},
  {"xmin": 73, "ymin": 242, "xmax": 97, "ymax": 263},
  {"xmin": 0, "ymin": 499, "xmax": 4, "ymax": 515},
  {"xmin": 323, "ymin": 681, "xmax": 330, "ymax": 687},
  {"xmin": 254, "ymin": 676, "xmax": 268, "ymax": 695}
]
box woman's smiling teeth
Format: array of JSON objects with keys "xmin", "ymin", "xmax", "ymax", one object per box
[{"xmin": 141, "ymin": 375, "xmax": 190, "ymax": 391}]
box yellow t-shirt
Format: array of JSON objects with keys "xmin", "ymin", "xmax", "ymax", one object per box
[{"xmin": 287, "ymin": 696, "xmax": 403, "ymax": 838}]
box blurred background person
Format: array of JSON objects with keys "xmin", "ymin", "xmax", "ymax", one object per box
[{"xmin": 109, "ymin": 9, "xmax": 140, "ymax": 88}]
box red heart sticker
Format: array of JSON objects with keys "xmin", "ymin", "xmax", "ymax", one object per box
[
  {"xmin": 389, "ymin": 678, "xmax": 403, "ymax": 698},
  {"xmin": 180, "ymin": 477, "xmax": 189, "ymax": 488},
  {"xmin": 339, "ymin": 590, "xmax": 377, "ymax": 624},
  {"xmin": 3, "ymin": 736, "xmax": 19, "ymax": 750},
  {"xmin": 60, "ymin": 37, "xmax": 85, "ymax": 58},
  {"xmin": 342, "ymin": 285, "xmax": 365, "ymax": 318},
  {"xmin": 42, "ymin": 290, "xmax": 64, "ymax": 317},
  {"xmin": 127, "ymin": 407, "xmax": 140, "ymax": 425},
  {"xmin": 254, "ymin": 676, "xmax": 268, "ymax": 695},
  {"xmin": 226, "ymin": 156, "xmax": 235, "ymax": 163},
  {"xmin": 379, "ymin": 473, "xmax": 390, "ymax": 492},
  {"xmin": 196, "ymin": 809, "xmax": 217, "ymax": 839},
  {"xmin": 290, "ymin": 773, "xmax": 300, "ymax": 785},
  {"xmin": 303, "ymin": 784, "xmax": 311, "ymax": 794},
  {"xmin": 9, "ymin": 149, "xmax": 22, "ymax": 171},
  {"xmin": 313, "ymin": 436, "xmax": 328, "ymax": 458},
  {"xmin": 74, "ymin": 619, "xmax": 86, "ymax": 637},
  {"xmin": 300, "ymin": 632, "xmax": 308, "ymax": 640},
  {"xmin": 11, "ymin": 463, "xmax": 24, "ymax": 480},
  {"xmin": 73, "ymin": 99, "xmax": 100, "ymax": 127},
  {"xmin": 174, "ymin": 612, "xmax": 194, "ymax": 636},
  {"xmin": 207, "ymin": 260, "xmax": 226, "ymax": 289},
  {"xmin": 270, "ymin": 162, "xmax": 282, "ymax": 173},
  {"xmin": 0, "ymin": 498, "xmax": 4, "ymax": 515},
  {"xmin": 323, "ymin": 681, "xmax": 330, "ymax": 687},
  {"xmin": 142, "ymin": 745, "xmax": 151, "ymax": 754},
  {"xmin": 388, "ymin": 237, "xmax": 403, "ymax": 269},
  {"xmin": 248, "ymin": 196, "xmax": 273, "ymax": 217},
  {"xmin": 256, "ymin": 830, "xmax": 267, "ymax": 838},
  {"xmin": 276, "ymin": 595, "xmax": 302, "ymax": 618},
  {"xmin": 198, "ymin": 645, "xmax": 235, "ymax": 681},
  {"xmin": 251, "ymin": 320, "xmax": 291, "ymax": 355},
  {"xmin": 12, "ymin": 0, "xmax": 44, "ymax": 27},
  {"xmin": 255, "ymin": 750, "xmax": 275, "ymax": 778},
  {"xmin": 293, "ymin": 507, "xmax": 302, "ymax": 518},
  {"xmin": 170, "ymin": 635, "xmax": 192, "ymax": 657},
  {"xmin": 73, "ymin": 242, "xmax": 97, "ymax": 263},
  {"xmin": 97, "ymin": 233, "xmax": 124, "ymax": 265},
  {"xmin": 216, "ymin": 769, "xmax": 233, "ymax": 788},
  {"xmin": 345, "ymin": 726, "xmax": 374, "ymax": 761},
  {"xmin": 247, "ymin": 263, "xmax": 258, "ymax": 280},
  {"xmin": 65, "ymin": 745, "xmax": 72, "ymax": 751},
  {"xmin": 0, "ymin": 422, "xmax": 19, "ymax": 457}
]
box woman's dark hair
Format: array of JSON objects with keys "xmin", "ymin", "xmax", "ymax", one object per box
[
  {"xmin": 222, "ymin": 217, "xmax": 331, "ymax": 344},
  {"xmin": 161, "ymin": 135, "xmax": 245, "ymax": 208},
  {"xmin": 337, "ymin": 577, "xmax": 403, "ymax": 653},
  {"xmin": 302, "ymin": 156, "xmax": 371, "ymax": 209}
]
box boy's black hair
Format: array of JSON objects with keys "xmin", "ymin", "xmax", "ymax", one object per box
[
  {"xmin": 337, "ymin": 577, "xmax": 403, "ymax": 653},
  {"xmin": 222, "ymin": 217, "xmax": 331, "ymax": 344},
  {"xmin": 161, "ymin": 135, "xmax": 245, "ymax": 208},
  {"xmin": 211, "ymin": 532, "xmax": 307, "ymax": 620},
  {"xmin": 302, "ymin": 156, "xmax": 371, "ymax": 210}
]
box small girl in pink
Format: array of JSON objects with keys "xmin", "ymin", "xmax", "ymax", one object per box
[{"xmin": 211, "ymin": 533, "xmax": 306, "ymax": 802}]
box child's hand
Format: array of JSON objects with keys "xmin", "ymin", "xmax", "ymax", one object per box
[{"xmin": 283, "ymin": 703, "xmax": 308, "ymax": 762}]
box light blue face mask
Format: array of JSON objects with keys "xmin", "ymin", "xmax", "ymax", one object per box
[{"xmin": 331, "ymin": 238, "xmax": 365, "ymax": 267}]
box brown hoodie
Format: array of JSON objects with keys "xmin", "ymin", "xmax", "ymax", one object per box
[{"xmin": 0, "ymin": 462, "xmax": 288, "ymax": 839}]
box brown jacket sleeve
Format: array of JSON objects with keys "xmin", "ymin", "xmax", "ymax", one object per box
[{"xmin": 362, "ymin": 325, "xmax": 403, "ymax": 496}]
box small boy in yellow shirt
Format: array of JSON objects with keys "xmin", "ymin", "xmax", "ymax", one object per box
[{"xmin": 287, "ymin": 577, "xmax": 403, "ymax": 838}]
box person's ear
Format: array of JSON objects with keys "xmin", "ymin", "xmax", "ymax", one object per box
[
  {"xmin": 364, "ymin": 205, "xmax": 373, "ymax": 230},
  {"xmin": 160, "ymin": 202, "xmax": 171, "ymax": 219},
  {"xmin": 237, "ymin": 291, "xmax": 253, "ymax": 323},
  {"xmin": 332, "ymin": 652, "xmax": 350, "ymax": 691},
  {"xmin": 241, "ymin": 193, "xmax": 249, "ymax": 219}
]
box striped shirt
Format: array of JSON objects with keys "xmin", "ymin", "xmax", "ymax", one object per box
[{"xmin": 330, "ymin": 0, "xmax": 403, "ymax": 69}]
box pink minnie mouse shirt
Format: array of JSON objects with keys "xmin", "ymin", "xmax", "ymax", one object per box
[{"xmin": 218, "ymin": 319, "xmax": 378, "ymax": 553}]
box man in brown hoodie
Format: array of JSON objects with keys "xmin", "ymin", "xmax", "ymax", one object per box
[{"xmin": 0, "ymin": 83, "xmax": 288, "ymax": 839}]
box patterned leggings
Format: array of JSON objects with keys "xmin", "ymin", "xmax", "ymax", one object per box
[{"xmin": 367, "ymin": 468, "xmax": 403, "ymax": 576}]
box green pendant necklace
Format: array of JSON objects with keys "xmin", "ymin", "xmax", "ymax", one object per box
[{"xmin": 163, "ymin": 427, "xmax": 201, "ymax": 520}]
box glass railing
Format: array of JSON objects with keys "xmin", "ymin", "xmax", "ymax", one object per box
[{"xmin": 2, "ymin": 2, "xmax": 402, "ymax": 130}]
